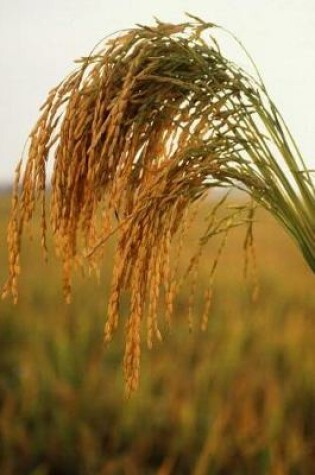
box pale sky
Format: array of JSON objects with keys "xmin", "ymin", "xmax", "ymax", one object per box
[{"xmin": 1, "ymin": 0, "xmax": 315, "ymax": 183}]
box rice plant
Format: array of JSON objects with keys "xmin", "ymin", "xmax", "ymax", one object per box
[{"xmin": 2, "ymin": 15, "xmax": 314, "ymax": 394}]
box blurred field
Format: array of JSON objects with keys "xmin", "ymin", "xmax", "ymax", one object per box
[{"xmin": 0, "ymin": 193, "xmax": 314, "ymax": 475}]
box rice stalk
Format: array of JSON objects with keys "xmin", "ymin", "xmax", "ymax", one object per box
[{"xmin": 2, "ymin": 15, "xmax": 314, "ymax": 394}]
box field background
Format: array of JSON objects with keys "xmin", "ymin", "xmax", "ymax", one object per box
[{"xmin": 0, "ymin": 193, "xmax": 314, "ymax": 475}]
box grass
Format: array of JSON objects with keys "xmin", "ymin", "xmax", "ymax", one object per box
[
  {"xmin": 1, "ymin": 14, "xmax": 314, "ymax": 472},
  {"xmin": 2, "ymin": 16, "xmax": 314, "ymax": 393},
  {"xmin": 0, "ymin": 194, "xmax": 314, "ymax": 474}
]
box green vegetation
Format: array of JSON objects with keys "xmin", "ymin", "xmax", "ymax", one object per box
[{"xmin": 1, "ymin": 196, "xmax": 314, "ymax": 474}]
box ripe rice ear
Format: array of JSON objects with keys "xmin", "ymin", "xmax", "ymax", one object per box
[{"xmin": 2, "ymin": 15, "xmax": 314, "ymax": 394}]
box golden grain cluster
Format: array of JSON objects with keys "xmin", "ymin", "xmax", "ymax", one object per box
[{"xmin": 2, "ymin": 15, "xmax": 314, "ymax": 394}]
